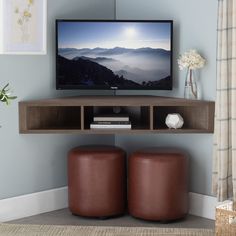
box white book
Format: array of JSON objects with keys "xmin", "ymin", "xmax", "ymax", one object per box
[
  {"xmin": 92, "ymin": 121, "xmax": 130, "ymax": 125},
  {"xmin": 90, "ymin": 123, "xmax": 132, "ymax": 129},
  {"xmin": 93, "ymin": 116, "xmax": 129, "ymax": 122}
]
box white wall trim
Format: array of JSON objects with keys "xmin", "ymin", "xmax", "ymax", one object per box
[
  {"xmin": 0, "ymin": 189, "xmax": 217, "ymax": 222},
  {"xmin": 189, "ymin": 192, "xmax": 217, "ymax": 220},
  {"xmin": 0, "ymin": 187, "xmax": 68, "ymax": 222}
]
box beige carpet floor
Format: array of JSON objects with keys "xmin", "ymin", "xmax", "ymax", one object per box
[{"xmin": 0, "ymin": 224, "xmax": 215, "ymax": 236}]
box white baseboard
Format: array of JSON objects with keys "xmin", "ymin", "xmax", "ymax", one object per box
[
  {"xmin": 0, "ymin": 187, "xmax": 68, "ymax": 222},
  {"xmin": 0, "ymin": 188, "xmax": 217, "ymax": 222},
  {"xmin": 189, "ymin": 192, "xmax": 217, "ymax": 220}
]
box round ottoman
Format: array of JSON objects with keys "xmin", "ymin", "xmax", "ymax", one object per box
[
  {"xmin": 68, "ymin": 145, "xmax": 126, "ymax": 218},
  {"xmin": 128, "ymin": 148, "xmax": 189, "ymax": 221}
]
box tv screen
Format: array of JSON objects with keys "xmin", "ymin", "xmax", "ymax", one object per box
[{"xmin": 56, "ymin": 20, "xmax": 173, "ymax": 90}]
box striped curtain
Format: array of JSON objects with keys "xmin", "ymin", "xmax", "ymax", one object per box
[{"xmin": 212, "ymin": 0, "xmax": 236, "ymax": 201}]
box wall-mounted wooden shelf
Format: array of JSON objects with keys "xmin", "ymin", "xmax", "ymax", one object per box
[{"xmin": 19, "ymin": 96, "xmax": 215, "ymax": 134}]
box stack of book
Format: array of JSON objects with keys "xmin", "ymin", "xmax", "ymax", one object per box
[{"xmin": 90, "ymin": 116, "xmax": 131, "ymax": 129}]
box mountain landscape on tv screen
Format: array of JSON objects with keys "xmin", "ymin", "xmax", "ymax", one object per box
[{"xmin": 57, "ymin": 47, "xmax": 171, "ymax": 88}]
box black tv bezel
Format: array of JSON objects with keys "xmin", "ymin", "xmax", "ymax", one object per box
[{"xmin": 56, "ymin": 19, "xmax": 173, "ymax": 91}]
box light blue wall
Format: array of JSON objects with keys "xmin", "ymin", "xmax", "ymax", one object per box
[
  {"xmin": 0, "ymin": 0, "xmax": 217, "ymax": 199},
  {"xmin": 0, "ymin": 0, "xmax": 115, "ymax": 200},
  {"xmin": 116, "ymin": 0, "xmax": 217, "ymax": 195}
]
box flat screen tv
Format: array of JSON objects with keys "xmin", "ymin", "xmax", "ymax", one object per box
[{"xmin": 56, "ymin": 20, "xmax": 173, "ymax": 90}]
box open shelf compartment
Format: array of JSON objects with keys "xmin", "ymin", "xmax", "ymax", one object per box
[
  {"xmin": 26, "ymin": 106, "xmax": 81, "ymax": 130},
  {"xmin": 153, "ymin": 105, "xmax": 211, "ymax": 132},
  {"xmin": 83, "ymin": 106, "xmax": 150, "ymax": 130}
]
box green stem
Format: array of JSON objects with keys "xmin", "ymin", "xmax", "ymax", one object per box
[{"xmin": 189, "ymin": 69, "xmax": 197, "ymax": 99}]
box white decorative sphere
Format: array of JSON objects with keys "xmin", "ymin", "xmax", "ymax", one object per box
[{"xmin": 165, "ymin": 113, "xmax": 184, "ymax": 129}]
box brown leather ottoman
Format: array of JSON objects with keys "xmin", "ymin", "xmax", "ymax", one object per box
[
  {"xmin": 128, "ymin": 148, "xmax": 189, "ymax": 221},
  {"xmin": 68, "ymin": 145, "xmax": 126, "ymax": 218}
]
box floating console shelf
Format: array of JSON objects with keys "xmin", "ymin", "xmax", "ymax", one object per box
[{"xmin": 19, "ymin": 96, "xmax": 215, "ymax": 134}]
